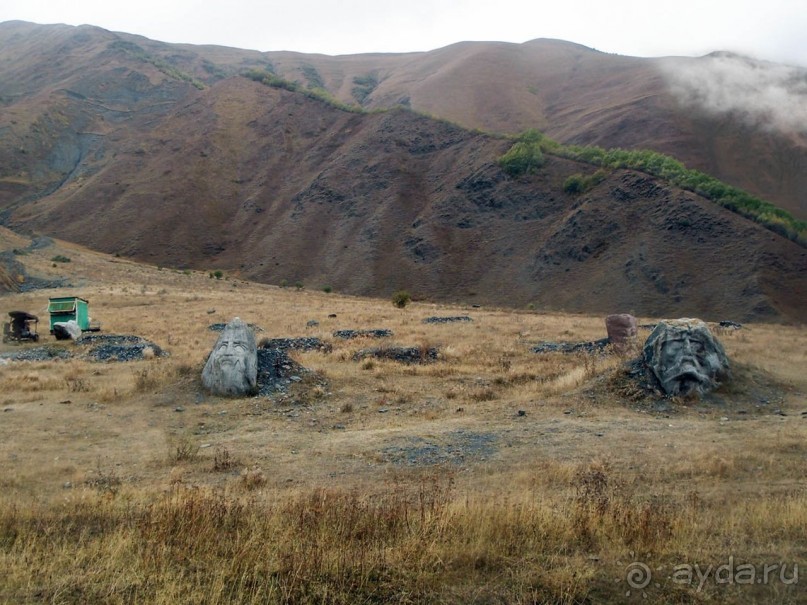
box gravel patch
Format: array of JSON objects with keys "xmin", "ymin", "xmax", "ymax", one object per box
[
  {"xmin": 532, "ymin": 338, "xmax": 610, "ymax": 354},
  {"xmin": 259, "ymin": 337, "xmax": 332, "ymax": 352},
  {"xmin": 209, "ymin": 322, "xmax": 263, "ymax": 332},
  {"xmin": 353, "ymin": 346, "xmax": 439, "ymax": 364},
  {"xmin": 256, "ymin": 348, "xmax": 310, "ymax": 396},
  {"xmin": 0, "ymin": 346, "xmax": 72, "ymax": 362},
  {"xmin": 78, "ymin": 334, "xmax": 167, "ymax": 362},
  {"xmin": 333, "ymin": 329, "xmax": 393, "ymax": 340},
  {"xmin": 381, "ymin": 430, "xmax": 497, "ymax": 466},
  {"xmin": 422, "ymin": 316, "xmax": 473, "ymax": 324}
]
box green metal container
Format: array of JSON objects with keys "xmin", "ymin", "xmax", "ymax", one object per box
[{"xmin": 48, "ymin": 296, "xmax": 90, "ymax": 332}]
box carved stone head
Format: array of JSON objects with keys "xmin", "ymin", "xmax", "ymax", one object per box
[
  {"xmin": 202, "ymin": 317, "xmax": 258, "ymax": 396},
  {"xmin": 643, "ymin": 319, "xmax": 730, "ymax": 397}
]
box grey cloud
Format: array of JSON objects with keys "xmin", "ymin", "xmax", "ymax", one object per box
[{"xmin": 661, "ymin": 53, "xmax": 807, "ymax": 133}]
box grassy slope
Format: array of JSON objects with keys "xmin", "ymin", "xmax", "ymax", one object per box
[{"xmin": 0, "ymin": 230, "xmax": 805, "ymax": 603}]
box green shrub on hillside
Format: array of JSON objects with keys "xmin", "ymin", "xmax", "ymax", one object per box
[
  {"xmin": 242, "ymin": 70, "xmax": 364, "ymax": 113},
  {"xmin": 505, "ymin": 128, "xmax": 807, "ymax": 246},
  {"xmin": 352, "ymin": 73, "xmax": 379, "ymax": 104},
  {"xmin": 301, "ymin": 65, "xmax": 324, "ymax": 90},
  {"xmin": 498, "ymin": 130, "xmax": 545, "ymax": 177},
  {"xmin": 563, "ymin": 169, "xmax": 608, "ymax": 194}
]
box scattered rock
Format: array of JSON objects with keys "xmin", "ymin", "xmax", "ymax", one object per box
[
  {"xmin": 532, "ymin": 338, "xmax": 610, "ymax": 354},
  {"xmin": 0, "ymin": 249, "xmax": 68, "ymax": 293},
  {"xmin": 327, "ymin": 314, "xmax": 337, "ymax": 318},
  {"xmin": 517, "ymin": 410, "xmax": 526, "ymax": 417},
  {"xmin": 306, "ymin": 320, "xmax": 319, "ymax": 328},
  {"xmin": 202, "ymin": 318, "xmax": 258, "ymax": 397},
  {"xmin": 3, "ymin": 407, "xmax": 12, "ymax": 412},
  {"xmin": 78, "ymin": 334, "xmax": 167, "ymax": 362},
  {"xmin": 353, "ymin": 346, "xmax": 439, "ymax": 364},
  {"xmin": 381, "ymin": 430, "xmax": 496, "ymax": 466},
  {"xmin": 208, "ymin": 322, "xmax": 263, "ymax": 332},
  {"xmin": 255, "ymin": 347, "xmax": 317, "ymax": 396},
  {"xmin": 174, "ymin": 406, "xmax": 185, "ymax": 412},
  {"xmin": 333, "ymin": 329, "xmax": 393, "ymax": 339},
  {"xmin": 259, "ymin": 337, "xmax": 332, "ymax": 352},
  {"xmin": 0, "ymin": 346, "xmax": 72, "ymax": 362},
  {"xmin": 422, "ymin": 316, "xmax": 473, "ymax": 324}
]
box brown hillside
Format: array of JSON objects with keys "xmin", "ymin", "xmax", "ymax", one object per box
[
  {"xmin": 249, "ymin": 39, "xmax": 807, "ymax": 220},
  {"xmin": 3, "ymin": 22, "xmax": 804, "ymax": 219},
  {"xmin": 3, "ymin": 67, "xmax": 805, "ymax": 322}
]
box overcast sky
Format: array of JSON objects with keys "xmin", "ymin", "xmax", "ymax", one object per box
[{"xmin": 3, "ymin": 0, "xmax": 806, "ymax": 66}]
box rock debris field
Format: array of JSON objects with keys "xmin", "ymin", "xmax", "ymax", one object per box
[
  {"xmin": 0, "ymin": 334, "xmax": 166, "ymax": 363},
  {"xmin": 422, "ymin": 316, "xmax": 473, "ymax": 324},
  {"xmin": 381, "ymin": 430, "xmax": 497, "ymax": 466}
]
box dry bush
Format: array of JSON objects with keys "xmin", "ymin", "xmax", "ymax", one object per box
[
  {"xmin": 168, "ymin": 434, "xmax": 199, "ymax": 464},
  {"xmin": 211, "ymin": 446, "xmax": 239, "ymax": 472},
  {"xmin": 240, "ymin": 467, "xmax": 267, "ymax": 490}
]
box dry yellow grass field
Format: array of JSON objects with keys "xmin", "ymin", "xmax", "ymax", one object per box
[{"xmin": 1, "ymin": 229, "xmax": 805, "ymax": 604}]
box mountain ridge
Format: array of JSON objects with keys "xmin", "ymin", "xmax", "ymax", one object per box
[{"xmin": 1, "ymin": 22, "xmax": 805, "ymax": 321}]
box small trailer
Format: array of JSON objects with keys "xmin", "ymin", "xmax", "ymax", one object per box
[
  {"xmin": 2, "ymin": 311, "xmax": 39, "ymax": 343},
  {"xmin": 47, "ymin": 296, "xmax": 101, "ymax": 338}
]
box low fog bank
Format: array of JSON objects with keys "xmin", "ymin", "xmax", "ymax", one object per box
[{"xmin": 661, "ymin": 53, "xmax": 807, "ymax": 133}]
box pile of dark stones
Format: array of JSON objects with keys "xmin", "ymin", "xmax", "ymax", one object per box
[
  {"xmin": 333, "ymin": 329, "xmax": 393, "ymax": 339},
  {"xmin": 78, "ymin": 334, "xmax": 167, "ymax": 362},
  {"xmin": 0, "ymin": 346, "xmax": 71, "ymax": 362},
  {"xmin": 532, "ymin": 338, "xmax": 610, "ymax": 354},
  {"xmin": 256, "ymin": 341, "xmax": 316, "ymax": 396},
  {"xmin": 259, "ymin": 337, "xmax": 332, "ymax": 353},
  {"xmin": 209, "ymin": 322, "xmax": 263, "ymax": 332},
  {"xmin": 381, "ymin": 430, "xmax": 496, "ymax": 466},
  {"xmin": 422, "ymin": 316, "xmax": 473, "ymax": 324},
  {"xmin": 353, "ymin": 346, "xmax": 439, "ymax": 364},
  {"xmin": 0, "ymin": 334, "xmax": 166, "ymax": 363}
]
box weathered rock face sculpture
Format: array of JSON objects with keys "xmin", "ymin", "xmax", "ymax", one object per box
[
  {"xmin": 643, "ymin": 319, "xmax": 730, "ymax": 397},
  {"xmin": 202, "ymin": 317, "xmax": 258, "ymax": 396}
]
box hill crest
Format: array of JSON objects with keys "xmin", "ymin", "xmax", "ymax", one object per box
[{"xmin": 0, "ymin": 22, "xmax": 805, "ymax": 321}]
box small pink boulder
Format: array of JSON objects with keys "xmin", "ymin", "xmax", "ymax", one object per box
[{"xmin": 605, "ymin": 313, "xmax": 638, "ymax": 349}]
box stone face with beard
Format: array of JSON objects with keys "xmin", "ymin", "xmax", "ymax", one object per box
[
  {"xmin": 643, "ymin": 319, "xmax": 730, "ymax": 397},
  {"xmin": 202, "ymin": 317, "xmax": 258, "ymax": 396}
]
